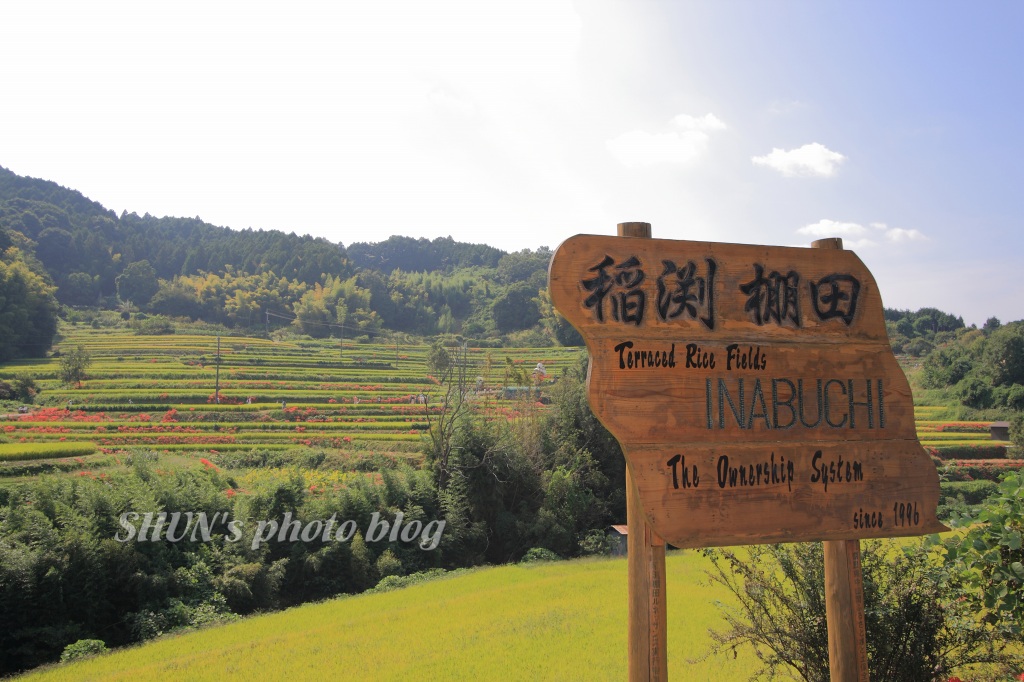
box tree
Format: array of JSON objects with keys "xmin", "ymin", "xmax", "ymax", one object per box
[
  {"xmin": 426, "ymin": 341, "xmax": 452, "ymax": 375},
  {"xmin": 149, "ymin": 279, "xmax": 203, "ymax": 319},
  {"xmin": 58, "ymin": 345, "xmax": 92, "ymax": 386},
  {"xmin": 57, "ymin": 272, "xmax": 99, "ymax": 306},
  {"xmin": 423, "ymin": 342, "xmax": 475, "ymax": 491},
  {"xmin": 537, "ymin": 288, "xmax": 584, "ymax": 346},
  {"xmin": 491, "ymin": 283, "xmax": 541, "ymax": 333},
  {"xmin": 982, "ymin": 322, "xmax": 1024, "ymax": 387},
  {"xmin": 495, "ymin": 248, "xmax": 551, "ymax": 285},
  {"xmin": 291, "ymin": 286, "xmax": 335, "ymax": 338},
  {"xmin": 0, "ymin": 259, "xmax": 58, "ymax": 361},
  {"xmin": 115, "ymin": 260, "xmax": 159, "ymax": 307},
  {"xmin": 34, "ymin": 227, "xmax": 75, "ymax": 271},
  {"xmin": 11, "ymin": 375, "xmax": 38, "ymax": 403}
]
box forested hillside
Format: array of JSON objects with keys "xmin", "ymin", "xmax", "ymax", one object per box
[{"xmin": 0, "ymin": 166, "xmax": 562, "ymax": 346}]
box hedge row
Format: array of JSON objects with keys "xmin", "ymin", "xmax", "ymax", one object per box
[
  {"xmin": 928, "ymin": 444, "xmax": 1007, "ymax": 460},
  {"xmin": 939, "ymin": 480, "xmax": 999, "ymax": 505}
]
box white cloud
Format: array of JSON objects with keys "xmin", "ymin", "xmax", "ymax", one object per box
[
  {"xmin": 672, "ymin": 113, "xmax": 727, "ymax": 131},
  {"xmin": 607, "ymin": 113, "xmax": 727, "ymax": 168},
  {"xmin": 751, "ymin": 142, "xmax": 846, "ymax": 177},
  {"xmin": 885, "ymin": 227, "xmax": 928, "ymax": 242},
  {"xmin": 796, "ymin": 219, "xmax": 875, "ymax": 248},
  {"xmin": 797, "ymin": 219, "xmax": 867, "ymax": 238},
  {"xmin": 767, "ymin": 99, "xmax": 807, "ymax": 116},
  {"xmin": 796, "ymin": 219, "xmax": 928, "ymax": 249}
]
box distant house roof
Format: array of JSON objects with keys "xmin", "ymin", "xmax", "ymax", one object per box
[
  {"xmin": 991, "ymin": 421, "xmax": 1010, "ymax": 428},
  {"xmin": 610, "ymin": 524, "xmax": 628, "ymax": 535}
]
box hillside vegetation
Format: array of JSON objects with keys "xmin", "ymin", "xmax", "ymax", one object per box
[
  {"xmin": 0, "ymin": 166, "xmax": 570, "ymax": 348},
  {"xmin": 17, "ymin": 553, "xmax": 754, "ymax": 682}
]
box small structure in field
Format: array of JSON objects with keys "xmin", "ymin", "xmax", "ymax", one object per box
[
  {"xmin": 991, "ymin": 421, "xmax": 1010, "ymax": 441},
  {"xmin": 608, "ymin": 525, "xmax": 628, "ymax": 556}
]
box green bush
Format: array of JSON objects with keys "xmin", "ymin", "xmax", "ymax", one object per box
[
  {"xmin": 520, "ymin": 547, "xmax": 561, "ymax": 563},
  {"xmin": 578, "ymin": 529, "xmax": 616, "ymax": 556},
  {"xmin": 702, "ymin": 540, "xmax": 1014, "ymax": 681},
  {"xmin": 60, "ymin": 639, "xmax": 107, "ymax": 663},
  {"xmin": 941, "ymin": 470, "xmax": 1024, "ymax": 641},
  {"xmin": 941, "ymin": 480, "xmax": 999, "ymax": 505},
  {"xmin": 368, "ymin": 568, "xmax": 452, "ymax": 594},
  {"xmin": 1011, "ymin": 413, "xmax": 1024, "ymax": 447},
  {"xmin": 933, "ymin": 444, "xmax": 1007, "ymax": 460}
]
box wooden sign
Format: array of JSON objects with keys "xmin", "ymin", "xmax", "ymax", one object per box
[{"xmin": 549, "ymin": 234, "xmax": 946, "ymax": 549}]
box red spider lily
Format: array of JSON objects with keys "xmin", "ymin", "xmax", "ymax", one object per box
[{"xmin": 199, "ymin": 458, "xmax": 219, "ymax": 471}]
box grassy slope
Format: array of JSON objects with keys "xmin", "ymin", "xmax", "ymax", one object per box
[{"xmin": 19, "ymin": 553, "xmax": 755, "ymax": 682}]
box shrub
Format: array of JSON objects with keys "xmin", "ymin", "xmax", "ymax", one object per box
[
  {"xmin": 955, "ymin": 376, "xmax": 993, "ymax": 409},
  {"xmin": 375, "ymin": 549, "xmax": 404, "ymax": 579},
  {"xmin": 11, "ymin": 375, "xmax": 39, "ymax": 402},
  {"xmin": 1011, "ymin": 413, "xmax": 1024, "ymax": 448},
  {"xmin": 942, "ymin": 470, "xmax": 1024, "ymax": 641},
  {"xmin": 702, "ymin": 540, "xmax": 1014, "ymax": 681},
  {"xmin": 60, "ymin": 639, "xmax": 107, "ymax": 663},
  {"xmin": 933, "ymin": 444, "xmax": 1007, "ymax": 460},
  {"xmin": 520, "ymin": 547, "xmax": 561, "ymax": 563},
  {"xmin": 578, "ymin": 529, "xmax": 616, "ymax": 556},
  {"xmin": 368, "ymin": 568, "xmax": 451, "ymax": 594},
  {"xmin": 57, "ymin": 345, "xmax": 92, "ymax": 385},
  {"xmin": 904, "ymin": 337, "xmax": 933, "ymax": 357},
  {"xmin": 941, "ymin": 480, "xmax": 999, "ymax": 505}
]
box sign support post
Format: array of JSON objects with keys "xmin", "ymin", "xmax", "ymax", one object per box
[
  {"xmin": 621, "ymin": 223, "xmax": 669, "ymax": 682},
  {"xmin": 815, "ymin": 237, "xmax": 870, "ymax": 682}
]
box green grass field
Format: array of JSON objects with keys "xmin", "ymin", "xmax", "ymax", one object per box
[{"xmin": 17, "ymin": 553, "xmax": 755, "ymax": 682}]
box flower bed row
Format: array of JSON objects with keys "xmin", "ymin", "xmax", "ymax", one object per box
[{"xmin": 938, "ymin": 458, "xmax": 1024, "ymax": 481}]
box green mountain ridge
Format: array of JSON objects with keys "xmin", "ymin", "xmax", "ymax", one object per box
[{"xmin": 0, "ymin": 165, "xmax": 562, "ymax": 346}]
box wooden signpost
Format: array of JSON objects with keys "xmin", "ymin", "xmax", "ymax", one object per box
[{"xmin": 548, "ymin": 224, "xmax": 946, "ymax": 681}]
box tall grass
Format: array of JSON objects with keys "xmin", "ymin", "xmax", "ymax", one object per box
[{"xmin": 19, "ymin": 553, "xmax": 753, "ymax": 682}]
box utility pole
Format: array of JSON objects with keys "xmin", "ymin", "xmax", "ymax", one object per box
[{"xmin": 215, "ymin": 335, "xmax": 221, "ymax": 404}]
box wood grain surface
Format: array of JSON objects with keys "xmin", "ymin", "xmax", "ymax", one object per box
[{"xmin": 549, "ymin": 234, "xmax": 946, "ymax": 548}]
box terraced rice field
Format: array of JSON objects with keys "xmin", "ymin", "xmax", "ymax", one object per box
[
  {"xmin": 0, "ymin": 324, "xmax": 584, "ymax": 474},
  {"xmin": 1, "ymin": 326, "xmax": 1020, "ymax": 481}
]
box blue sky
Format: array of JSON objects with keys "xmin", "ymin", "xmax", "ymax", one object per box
[{"xmin": 3, "ymin": 1, "xmax": 1021, "ymax": 325}]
